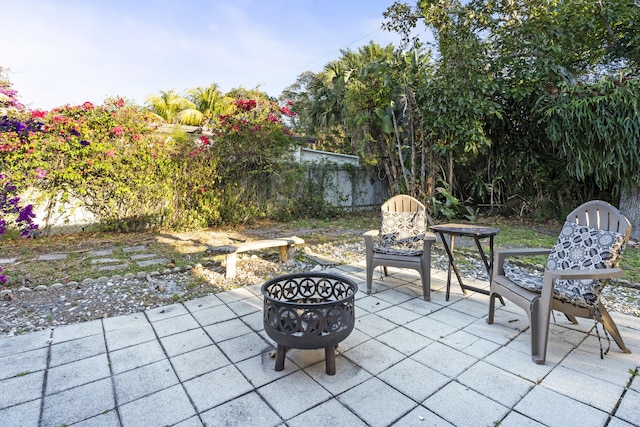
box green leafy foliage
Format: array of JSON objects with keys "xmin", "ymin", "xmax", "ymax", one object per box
[
  {"xmin": 151, "ymin": 94, "xmax": 317, "ymax": 229},
  {"xmin": 541, "ymin": 77, "xmax": 640, "ymax": 192},
  {"xmin": 374, "ymin": 0, "xmax": 639, "ymax": 220}
]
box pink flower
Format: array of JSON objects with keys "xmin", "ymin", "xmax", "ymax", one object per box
[
  {"xmin": 112, "ymin": 126, "xmax": 124, "ymax": 137},
  {"xmin": 236, "ymin": 99, "xmax": 257, "ymax": 111},
  {"xmin": 199, "ymin": 136, "xmax": 210, "ymax": 145},
  {"xmin": 82, "ymin": 102, "xmax": 94, "ymax": 110},
  {"xmin": 31, "ymin": 110, "xmax": 46, "ymax": 118},
  {"xmin": 35, "ymin": 168, "xmax": 47, "ymax": 179},
  {"xmin": 105, "ymin": 150, "xmax": 115, "ymax": 157}
]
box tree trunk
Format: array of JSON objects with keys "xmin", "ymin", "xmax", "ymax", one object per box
[
  {"xmin": 619, "ymin": 180, "xmax": 640, "ymax": 242},
  {"xmin": 447, "ymin": 152, "xmax": 454, "ymax": 194},
  {"xmin": 420, "ymin": 134, "xmax": 427, "ymax": 199},
  {"xmin": 391, "ymin": 110, "xmax": 410, "ymax": 194},
  {"xmin": 383, "ymin": 156, "xmax": 400, "ymax": 196}
]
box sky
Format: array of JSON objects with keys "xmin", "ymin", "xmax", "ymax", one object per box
[{"xmin": 1, "ymin": 0, "xmax": 425, "ymax": 110}]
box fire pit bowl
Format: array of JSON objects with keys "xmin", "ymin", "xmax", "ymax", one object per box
[{"xmin": 261, "ymin": 272, "xmax": 357, "ymax": 375}]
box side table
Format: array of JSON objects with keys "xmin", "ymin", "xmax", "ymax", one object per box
[{"xmin": 430, "ymin": 223, "xmax": 503, "ymax": 303}]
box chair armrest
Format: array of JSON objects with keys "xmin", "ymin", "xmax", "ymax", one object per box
[
  {"xmin": 423, "ymin": 232, "xmax": 437, "ymax": 242},
  {"xmin": 497, "ymin": 247, "xmax": 551, "ymax": 257},
  {"xmin": 494, "ymin": 248, "xmax": 551, "ymax": 275},
  {"xmin": 544, "ymin": 267, "xmax": 623, "ymax": 281},
  {"xmin": 363, "ymin": 230, "xmax": 379, "ymax": 238},
  {"xmin": 363, "ymin": 230, "xmax": 378, "ymax": 252},
  {"xmin": 422, "ymin": 232, "xmax": 436, "ymax": 250}
]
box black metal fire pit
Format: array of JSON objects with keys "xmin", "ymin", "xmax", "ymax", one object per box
[{"xmin": 261, "ymin": 272, "xmax": 357, "ymax": 375}]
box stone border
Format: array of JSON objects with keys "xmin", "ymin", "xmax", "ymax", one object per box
[{"xmin": 0, "ymin": 265, "xmax": 193, "ymax": 297}]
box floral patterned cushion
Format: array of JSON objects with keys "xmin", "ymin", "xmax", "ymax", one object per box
[
  {"xmin": 373, "ymin": 211, "xmax": 427, "ymax": 256},
  {"xmin": 505, "ymin": 221, "xmax": 626, "ymax": 308}
]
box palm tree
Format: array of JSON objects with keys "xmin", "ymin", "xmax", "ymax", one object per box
[
  {"xmin": 304, "ymin": 42, "xmax": 437, "ymax": 196},
  {"xmin": 180, "ymin": 83, "xmax": 235, "ymax": 128},
  {"xmin": 144, "ymin": 90, "xmax": 195, "ymax": 124}
]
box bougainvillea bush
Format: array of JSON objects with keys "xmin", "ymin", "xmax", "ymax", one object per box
[
  {"xmin": 1, "ymin": 70, "xmax": 306, "ymax": 232},
  {"xmin": 177, "ymin": 97, "xmax": 303, "ymax": 227},
  {"xmin": 2, "ymin": 96, "xmax": 178, "ymax": 232}
]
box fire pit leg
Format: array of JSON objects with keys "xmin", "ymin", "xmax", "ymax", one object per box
[
  {"xmin": 325, "ymin": 345, "xmax": 336, "ymax": 375},
  {"xmin": 275, "ymin": 344, "xmax": 286, "ymax": 371}
]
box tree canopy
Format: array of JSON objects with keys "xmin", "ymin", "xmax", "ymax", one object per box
[{"xmin": 288, "ymin": 0, "xmax": 639, "ymax": 221}]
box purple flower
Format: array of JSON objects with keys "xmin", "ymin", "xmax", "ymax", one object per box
[
  {"xmin": 0, "ymin": 175, "xmax": 39, "ymax": 238},
  {"xmin": 80, "ymin": 140, "xmax": 90, "ymax": 147},
  {"xmin": 6, "ymin": 196, "xmax": 20, "ymax": 213},
  {"xmin": 4, "ymin": 182, "xmax": 17, "ymax": 194},
  {"xmin": 20, "ymin": 222, "xmax": 39, "ymax": 237},
  {"xmin": 0, "ymin": 116, "xmax": 43, "ymax": 136},
  {"xmin": 70, "ymin": 129, "xmax": 81, "ymax": 136},
  {"xmin": 16, "ymin": 204, "xmax": 35, "ymax": 223}
]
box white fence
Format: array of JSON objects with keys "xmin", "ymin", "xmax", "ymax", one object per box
[{"xmin": 295, "ymin": 147, "xmax": 387, "ymax": 211}]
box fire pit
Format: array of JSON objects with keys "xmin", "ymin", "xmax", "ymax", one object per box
[{"xmin": 261, "ymin": 272, "xmax": 357, "ymax": 375}]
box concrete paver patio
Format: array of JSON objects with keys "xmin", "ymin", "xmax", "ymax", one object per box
[{"xmin": 1, "ymin": 262, "xmax": 639, "ymax": 427}]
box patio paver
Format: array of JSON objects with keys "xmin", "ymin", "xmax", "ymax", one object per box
[{"xmin": 0, "ymin": 262, "xmax": 638, "ymax": 427}]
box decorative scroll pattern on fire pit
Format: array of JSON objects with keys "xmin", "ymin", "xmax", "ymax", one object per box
[
  {"xmin": 267, "ymin": 274, "xmax": 352, "ymax": 302},
  {"xmin": 262, "ymin": 273, "xmax": 357, "ymax": 375}
]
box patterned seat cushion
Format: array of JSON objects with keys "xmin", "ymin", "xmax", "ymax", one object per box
[
  {"xmin": 373, "ymin": 211, "xmax": 427, "ymax": 257},
  {"xmin": 505, "ymin": 221, "xmax": 626, "ymax": 308}
]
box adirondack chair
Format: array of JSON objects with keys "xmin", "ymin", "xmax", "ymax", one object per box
[
  {"xmin": 487, "ymin": 200, "xmax": 632, "ymax": 364},
  {"xmin": 364, "ymin": 195, "xmax": 436, "ymax": 300}
]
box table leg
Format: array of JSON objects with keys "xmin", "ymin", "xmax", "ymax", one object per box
[
  {"xmin": 468, "ymin": 236, "xmax": 505, "ymax": 304},
  {"xmin": 438, "ymin": 232, "xmax": 467, "ymax": 301},
  {"xmin": 474, "ymin": 237, "xmax": 491, "ymax": 275},
  {"xmin": 489, "ymin": 236, "xmax": 495, "ymax": 280}
]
